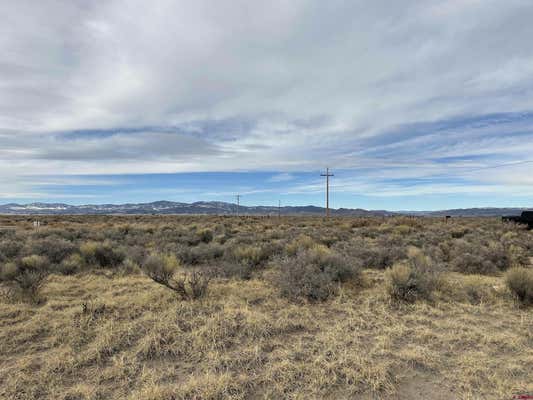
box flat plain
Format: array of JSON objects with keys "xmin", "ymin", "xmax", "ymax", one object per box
[{"xmin": 0, "ymin": 215, "xmax": 532, "ymax": 399}]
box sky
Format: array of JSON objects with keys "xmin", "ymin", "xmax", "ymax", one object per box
[{"xmin": 1, "ymin": 0, "xmax": 533, "ymax": 211}]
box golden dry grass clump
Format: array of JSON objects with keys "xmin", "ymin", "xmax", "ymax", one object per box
[{"xmin": 0, "ymin": 215, "xmax": 532, "ymax": 399}]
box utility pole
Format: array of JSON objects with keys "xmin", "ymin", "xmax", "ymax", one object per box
[
  {"xmin": 236, "ymin": 194, "xmax": 241, "ymax": 216},
  {"xmin": 278, "ymin": 200, "xmax": 281, "ymax": 219},
  {"xmin": 320, "ymin": 168, "xmax": 334, "ymax": 218}
]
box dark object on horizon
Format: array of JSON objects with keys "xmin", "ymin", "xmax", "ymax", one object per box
[
  {"xmin": 445, "ymin": 216, "xmax": 451, "ymax": 223},
  {"xmin": 502, "ymin": 211, "xmax": 533, "ymax": 229}
]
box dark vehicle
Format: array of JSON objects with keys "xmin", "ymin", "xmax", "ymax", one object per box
[{"xmin": 502, "ymin": 211, "xmax": 533, "ymax": 229}]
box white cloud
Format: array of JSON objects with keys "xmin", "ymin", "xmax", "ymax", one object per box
[
  {"xmin": 1, "ymin": 0, "xmax": 533, "ymax": 199},
  {"xmin": 268, "ymin": 173, "xmax": 295, "ymax": 182}
]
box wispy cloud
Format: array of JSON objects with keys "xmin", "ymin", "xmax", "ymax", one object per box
[
  {"xmin": 268, "ymin": 173, "xmax": 295, "ymax": 182},
  {"xmin": 1, "ymin": 1, "xmax": 533, "ymax": 207}
]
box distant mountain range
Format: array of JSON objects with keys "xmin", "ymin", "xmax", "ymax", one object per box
[
  {"xmin": 0, "ymin": 201, "xmax": 530, "ymax": 217},
  {"xmin": 405, "ymin": 208, "xmax": 529, "ymax": 217}
]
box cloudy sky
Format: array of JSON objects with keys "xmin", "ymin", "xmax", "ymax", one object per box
[{"xmin": 2, "ymin": 0, "xmax": 533, "ymax": 210}]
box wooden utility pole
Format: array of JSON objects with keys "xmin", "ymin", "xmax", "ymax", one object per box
[
  {"xmin": 320, "ymin": 168, "xmax": 334, "ymax": 218},
  {"xmin": 278, "ymin": 200, "xmax": 281, "ymax": 219}
]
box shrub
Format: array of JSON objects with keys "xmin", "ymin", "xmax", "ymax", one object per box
[
  {"xmin": 277, "ymin": 254, "xmax": 337, "ymax": 302},
  {"xmin": 285, "ymin": 235, "xmax": 316, "ymax": 256},
  {"xmin": 119, "ymin": 258, "xmax": 141, "ymax": 275},
  {"xmin": 14, "ymin": 271, "xmax": 48, "ymax": 303},
  {"xmin": 394, "ymin": 225, "xmax": 412, "ymax": 235},
  {"xmin": 124, "ymin": 245, "xmax": 147, "ymax": 265},
  {"xmin": 508, "ymin": 244, "xmax": 529, "ymax": 266},
  {"xmin": 197, "ymin": 228, "xmax": 214, "ymax": 243},
  {"xmin": 450, "ymin": 239, "xmax": 509, "ymax": 275},
  {"xmin": 0, "ymin": 239, "xmax": 23, "ymax": 261},
  {"xmin": 226, "ymin": 245, "xmax": 268, "ymax": 267},
  {"xmin": 451, "ymin": 228, "xmax": 469, "ymax": 239},
  {"xmin": 336, "ymin": 239, "xmax": 405, "ymax": 269},
  {"xmin": 178, "ymin": 243, "xmax": 224, "ymax": 265},
  {"xmin": 56, "ymin": 253, "xmax": 83, "ymax": 275},
  {"xmin": 143, "ymin": 253, "xmax": 179, "ymax": 286},
  {"xmin": 461, "ymin": 277, "xmax": 495, "ymax": 305},
  {"xmin": 451, "ymin": 252, "xmax": 495, "ymax": 275},
  {"xmin": 80, "ymin": 241, "xmax": 125, "ymax": 268},
  {"xmin": 218, "ymin": 261, "xmax": 253, "ymax": 280},
  {"xmin": 306, "ymin": 244, "xmax": 360, "ymax": 283},
  {"xmin": 276, "ymin": 248, "xmax": 360, "ymax": 302},
  {"xmin": 0, "ymin": 262, "xmax": 18, "ymax": 281},
  {"xmin": 142, "ymin": 253, "xmax": 210, "ymax": 300},
  {"xmin": 20, "ymin": 254, "xmax": 50, "ymax": 271},
  {"xmin": 25, "ymin": 237, "xmax": 76, "ymax": 264},
  {"xmin": 80, "ymin": 241, "xmax": 99, "ymax": 265},
  {"xmin": 370, "ymin": 245, "xmax": 406, "ymax": 269},
  {"xmin": 485, "ymin": 241, "xmax": 511, "ymax": 270},
  {"xmin": 14, "ymin": 255, "xmax": 50, "ymax": 303},
  {"xmin": 323, "ymin": 255, "xmax": 357, "ymax": 282},
  {"xmin": 505, "ymin": 267, "xmax": 533, "ymax": 306},
  {"xmin": 385, "ymin": 253, "xmax": 440, "ymax": 303},
  {"xmin": 185, "ymin": 270, "xmax": 211, "ymax": 300}
]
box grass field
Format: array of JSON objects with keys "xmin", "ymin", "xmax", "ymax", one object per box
[{"xmin": 0, "ymin": 215, "xmax": 532, "ymax": 399}]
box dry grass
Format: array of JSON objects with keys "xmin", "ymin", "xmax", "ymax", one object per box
[{"xmin": 0, "ymin": 215, "xmax": 532, "ymax": 399}]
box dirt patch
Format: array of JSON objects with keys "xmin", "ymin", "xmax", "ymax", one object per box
[
  {"xmin": 396, "ymin": 375, "xmax": 457, "ymax": 400},
  {"xmin": 356, "ymin": 374, "xmax": 458, "ymax": 400}
]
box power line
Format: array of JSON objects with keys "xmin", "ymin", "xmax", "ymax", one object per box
[{"xmin": 455, "ymin": 159, "xmax": 533, "ymax": 173}]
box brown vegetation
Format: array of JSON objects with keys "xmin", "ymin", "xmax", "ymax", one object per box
[
  {"xmin": 506, "ymin": 266, "xmax": 533, "ymax": 306},
  {"xmin": 0, "ymin": 214, "xmax": 532, "ymax": 399}
]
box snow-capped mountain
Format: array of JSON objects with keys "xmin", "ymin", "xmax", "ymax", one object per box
[
  {"xmin": 0, "ymin": 201, "xmax": 393, "ymax": 216},
  {"xmin": 0, "ymin": 202, "xmax": 529, "ymax": 216}
]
